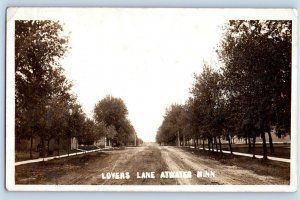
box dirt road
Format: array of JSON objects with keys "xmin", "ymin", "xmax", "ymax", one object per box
[{"xmin": 15, "ymin": 143, "xmax": 289, "ymax": 185}]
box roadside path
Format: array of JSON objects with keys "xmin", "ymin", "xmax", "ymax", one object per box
[
  {"xmin": 186, "ymin": 146, "xmax": 290, "ymax": 163},
  {"xmin": 15, "ymin": 148, "xmax": 104, "ymax": 166}
]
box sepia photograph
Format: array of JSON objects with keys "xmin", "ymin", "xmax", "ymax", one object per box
[{"xmin": 6, "ymin": 8, "xmax": 297, "ymax": 192}]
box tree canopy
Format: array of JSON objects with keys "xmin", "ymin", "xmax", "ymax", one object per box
[
  {"xmin": 94, "ymin": 95, "xmax": 136, "ymax": 146},
  {"xmin": 156, "ymin": 20, "xmax": 292, "ymax": 159},
  {"xmin": 15, "ymin": 20, "xmax": 140, "ymax": 159},
  {"xmin": 15, "ymin": 20, "xmax": 85, "ymax": 157}
]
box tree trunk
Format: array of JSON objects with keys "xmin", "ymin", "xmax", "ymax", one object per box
[
  {"xmin": 252, "ymin": 135, "xmax": 256, "ymax": 158},
  {"xmin": 261, "ymin": 132, "xmax": 268, "ymax": 160},
  {"xmin": 267, "ymin": 130, "xmax": 274, "ymax": 154},
  {"xmin": 177, "ymin": 131, "xmax": 180, "ymax": 147},
  {"xmin": 47, "ymin": 139, "xmax": 50, "ymax": 156},
  {"xmin": 245, "ymin": 135, "xmax": 248, "ymax": 144},
  {"xmin": 194, "ymin": 137, "xmax": 196, "ymax": 149},
  {"xmin": 248, "ymin": 136, "xmax": 252, "ymax": 153},
  {"xmin": 41, "ymin": 137, "xmax": 45, "ymax": 161},
  {"xmin": 202, "ymin": 139, "xmax": 205, "ymax": 151},
  {"xmin": 68, "ymin": 136, "xmax": 70, "ymax": 156},
  {"xmin": 218, "ymin": 136, "xmax": 222, "ymax": 153},
  {"xmin": 57, "ymin": 137, "xmax": 60, "ymax": 156},
  {"xmin": 215, "ymin": 136, "xmax": 218, "ymax": 152},
  {"xmin": 30, "ymin": 133, "xmax": 33, "ymax": 159},
  {"xmin": 183, "ymin": 134, "xmax": 186, "ymax": 147},
  {"xmin": 228, "ymin": 134, "xmax": 233, "ymax": 154},
  {"xmin": 208, "ymin": 139, "xmax": 211, "ymax": 151}
]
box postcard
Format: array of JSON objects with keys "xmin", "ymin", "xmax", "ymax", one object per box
[{"xmin": 6, "ymin": 8, "xmax": 297, "ymax": 192}]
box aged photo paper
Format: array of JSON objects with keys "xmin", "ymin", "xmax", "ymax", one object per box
[{"xmin": 6, "ymin": 8, "xmax": 297, "ymax": 192}]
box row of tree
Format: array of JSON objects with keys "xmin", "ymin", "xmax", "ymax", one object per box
[
  {"xmin": 156, "ymin": 20, "xmax": 292, "ymax": 159},
  {"xmin": 15, "ymin": 20, "xmax": 140, "ymax": 159}
]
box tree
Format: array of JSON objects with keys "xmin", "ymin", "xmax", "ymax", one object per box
[
  {"xmin": 93, "ymin": 95, "xmax": 135, "ymax": 146},
  {"xmin": 156, "ymin": 65, "xmax": 226, "ymax": 152},
  {"xmin": 43, "ymin": 100, "xmax": 69, "ymax": 156},
  {"xmin": 106, "ymin": 125, "xmax": 118, "ymax": 145},
  {"xmin": 80, "ymin": 119, "xmax": 106, "ymax": 145},
  {"xmin": 15, "ymin": 20, "xmax": 70, "ymax": 158},
  {"xmin": 217, "ymin": 20, "xmax": 292, "ymax": 159},
  {"xmin": 94, "ymin": 95, "xmax": 128, "ymax": 127},
  {"xmin": 156, "ymin": 104, "xmax": 187, "ymax": 146},
  {"xmin": 66, "ymin": 103, "xmax": 86, "ymax": 153},
  {"xmin": 117, "ymin": 118, "xmax": 136, "ymax": 146},
  {"xmin": 190, "ymin": 65, "xmax": 224, "ymax": 153}
]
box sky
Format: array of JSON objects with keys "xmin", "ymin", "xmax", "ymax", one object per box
[{"xmin": 57, "ymin": 9, "xmax": 226, "ymax": 142}]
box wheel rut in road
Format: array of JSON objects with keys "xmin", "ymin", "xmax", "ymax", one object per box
[{"xmin": 160, "ymin": 146, "xmax": 289, "ymax": 185}]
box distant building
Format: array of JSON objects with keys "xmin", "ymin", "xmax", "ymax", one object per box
[{"xmin": 91, "ymin": 137, "xmax": 113, "ymax": 148}]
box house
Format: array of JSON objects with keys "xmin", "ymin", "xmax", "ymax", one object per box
[{"xmin": 93, "ymin": 136, "xmax": 112, "ymax": 148}]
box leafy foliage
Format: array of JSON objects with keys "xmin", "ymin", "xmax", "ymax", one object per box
[
  {"xmin": 94, "ymin": 95, "xmax": 136, "ymax": 146},
  {"xmin": 156, "ymin": 20, "xmax": 292, "ymax": 159}
]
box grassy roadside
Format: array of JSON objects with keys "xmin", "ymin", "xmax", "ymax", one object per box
[
  {"xmin": 221, "ymin": 143, "xmax": 290, "ymax": 159},
  {"xmin": 15, "ymin": 151, "xmax": 109, "ymax": 184},
  {"xmin": 182, "ymin": 147, "xmax": 290, "ymax": 182}
]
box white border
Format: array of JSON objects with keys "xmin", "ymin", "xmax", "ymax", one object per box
[{"xmin": 6, "ymin": 8, "xmax": 297, "ymax": 192}]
